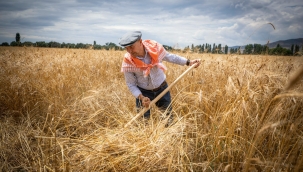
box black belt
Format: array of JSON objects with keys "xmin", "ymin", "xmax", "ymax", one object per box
[
  {"xmin": 139, "ymin": 80, "xmax": 167, "ymax": 92},
  {"xmin": 151, "ymin": 80, "xmax": 167, "ymax": 92}
]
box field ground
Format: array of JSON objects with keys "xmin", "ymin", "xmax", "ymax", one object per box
[{"xmin": 1, "ymin": 47, "xmax": 303, "ymax": 171}]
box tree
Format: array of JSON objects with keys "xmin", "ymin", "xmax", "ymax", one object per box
[
  {"xmin": 49, "ymin": 41, "xmax": 61, "ymax": 48},
  {"xmin": 268, "ymin": 46, "xmax": 292, "ymax": 56},
  {"xmin": 15, "ymin": 33, "xmax": 21, "ymax": 46},
  {"xmin": 218, "ymin": 44, "xmax": 222, "ymax": 53},
  {"xmin": 196, "ymin": 44, "xmax": 202, "ymax": 53},
  {"xmin": 212, "ymin": 43, "xmax": 216, "ymax": 53},
  {"xmin": 244, "ymin": 44, "xmax": 253, "ymax": 54},
  {"xmin": 1, "ymin": 42, "xmax": 9, "ymax": 46},
  {"xmin": 237, "ymin": 47, "xmax": 241, "ymax": 55},
  {"xmin": 10, "ymin": 41, "xmax": 18, "ymax": 46},
  {"xmin": 35, "ymin": 41, "xmax": 48, "ymax": 47},
  {"xmin": 163, "ymin": 45, "xmax": 173, "ymax": 51},
  {"xmin": 290, "ymin": 44, "xmax": 294, "ymax": 55},
  {"xmin": 61, "ymin": 42, "xmax": 66, "ymax": 48},
  {"xmin": 253, "ymin": 44, "xmax": 263, "ymax": 54},
  {"xmin": 23, "ymin": 41, "xmax": 33, "ymax": 47},
  {"xmin": 191, "ymin": 44, "xmax": 194, "ymax": 52},
  {"xmin": 209, "ymin": 44, "xmax": 211, "ymax": 53},
  {"xmin": 295, "ymin": 44, "xmax": 300, "ymax": 54},
  {"xmin": 105, "ymin": 42, "xmax": 120, "ymax": 50},
  {"xmin": 225, "ymin": 45, "xmax": 228, "ymax": 54},
  {"xmin": 75, "ymin": 43, "xmax": 85, "ymax": 49},
  {"xmin": 262, "ymin": 45, "xmax": 268, "ymax": 55},
  {"xmin": 230, "ymin": 48, "xmax": 234, "ymax": 54},
  {"xmin": 183, "ymin": 46, "xmax": 190, "ymax": 53}
]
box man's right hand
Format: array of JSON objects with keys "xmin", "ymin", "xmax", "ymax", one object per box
[{"xmin": 138, "ymin": 94, "xmax": 151, "ymax": 108}]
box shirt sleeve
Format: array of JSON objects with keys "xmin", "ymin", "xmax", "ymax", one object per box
[
  {"xmin": 124, "ymin": 71, "xmax": 142, "ymax": 98},
  {"xmin": 162, "ymin": 52, "xmax": 188, "ymax": 65}
]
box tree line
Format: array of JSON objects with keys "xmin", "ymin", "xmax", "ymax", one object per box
[
  {"xmin": 1, "ymin": 33, "xmax": 302, "ymax": 56},
  {"xmin": 239, "ymin": 43, "xmax": 301, "ymax": 56},
  {"xmin": 0, "ymin": 33, "xmax": 123, "ymax": 50},
  {"xmin": 183, "ymin": 43, "xmax": 301, "ymax": 56}
]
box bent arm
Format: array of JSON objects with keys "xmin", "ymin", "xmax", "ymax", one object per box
[
  {"xmin": 162, "ymin": 52, "xmax": 188, "ymax": 65},
  {"xmin": 163, "ymin": 52, "xmax": 201, "ymax": 68},
  {"xmin": 124, "ymin": 72, "xmax": 142, "ymax": 98}
]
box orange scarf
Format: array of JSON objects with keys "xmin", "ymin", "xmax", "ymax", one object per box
[{"xmin": 121, "ymin": 40, "xmax": 167, "ymax": 77}]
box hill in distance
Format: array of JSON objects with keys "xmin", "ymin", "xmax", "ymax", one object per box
[
  {"xmin": 267, "ymin": 38, "xmax": 303, "ymax": 49},
  {"xmin": 231, "ymin": 38, "xmax": 303, "ymax": 49}
]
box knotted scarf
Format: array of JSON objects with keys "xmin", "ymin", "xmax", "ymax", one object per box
[{"xmin": 121, "ymin": 40, "xmax": 167, "ymax": 77}]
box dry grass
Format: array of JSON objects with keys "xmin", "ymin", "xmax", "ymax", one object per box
[{"xmin": 0, "ymin": 47, "xmax": 303, "ymax": 171}]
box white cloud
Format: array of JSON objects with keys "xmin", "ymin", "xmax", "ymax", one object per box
[{"xmin": 288, "ymin": 24, "xmax": 302, "ymax": 33}]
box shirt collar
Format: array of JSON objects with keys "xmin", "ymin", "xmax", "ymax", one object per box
[{"xmin": 136, "ymin": 48, "xmax": 148, "ymax": 59}]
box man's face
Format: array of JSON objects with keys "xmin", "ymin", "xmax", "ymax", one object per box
[{"xmin": 125, "ymin": 40, "xmax": 142, "ymax": 57}]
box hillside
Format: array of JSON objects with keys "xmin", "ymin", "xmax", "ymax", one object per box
[
  {"xmin": 267, "ymin": 38, "xmax": 303, "ymax": 48},
  {"xmin": 231, "ymin": 38, "xmax": 303, "ymax": 49}
]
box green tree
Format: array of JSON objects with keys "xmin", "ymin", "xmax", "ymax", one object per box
[
  {"xmin": 10, "ymin": 41, "xmax": 18, "ymax": 46},
  {"xmin": 244, "ymin": 44, "xmax": 253, "ymax": 54},
  {"xmin": 268, "ymin": 46, "xmax": 292, "ymax": 56},
  {"xmin": 218, "ymin": 44, "xmax": 222, "ymax": 53},
  {"xmin": 209, "ymin": 44, "xmax": 211, "ymax": 53},
  {"xmin": 75, "ymin": 43, "xmax": 85, "ymax": 49},
  {"xmin": 93, "ymin": 41, "xmax": 96, "ymax": 50},
  {"xmin": 253, "ymin": 44, "xmax": 263, "ymax": 54},
  {"xmin": 205, "ymin": 43, "xmax": 208, "ymax": 53},
  {"xmin": 183, "ymin": 46, "xmax": 190, "ymax": 53},
  {"xmin": 61, "ymin": 42, "xmax": 66, "ymax": 48},
  {"xmin": 201, "ymin": 44, "xmax": 204, "ymax": 53},
  {"xmin": 94, "ymin": 44, "xmax": 102, "ymax": 50},
  {"xmin": 191, "ymin": 44, "xmax": 194, "ymax": 52},
  {"xmin": 49, "ymin": 41, "xmax": 61, "ymax": 48},
  {"xmin": 193, "ymin": 45, "xmax": 201, "ymax": 53},
  {"xmin": 15, "ymin": 33, "xmax": 21, "ymax": 46},
  {"xmin": 105, "ymin": 42, "xmax": 119, "ymax": 50},
  {"xmin": 290, "ymin": 44, "xmax": 294, "ymax": 55},
  {"xmin": 1, "ymin": 42, "xmax": 9, "ymax": 46},
  {"xmin": 237, "ymin": 47, "xmax": 241, "ymax": 55},
  {"xmin": 212, "ymin": 43, "xmax": 216, "ymax": 53},
  {"xmin": 36, "ymin": 41, "xmax": 48, "ymax": 47},
  {"xmin": 230, "ymin": 48, "xmax": 233, "ymax": 54},
  {"xmin": 225, "ymin": 45, "xmax": 228, "ymax": 54},
  {"xmin": 163, "ymin": 45, "xmax": 173, "ymax": 51},
  {"xmin": 23, "ymin": 41, "xmax": 33, "ymax": 47},
  {"xmin": 295, "ymin": 44, "xmax": 300, "ymax": 54},
  {"xmin": 262, "ymin": 45, "xmax": 268, "ymax": 55},
  {"xmin": 66, "ymin": 43, "xmax": 75, "ymax": 48},
  {"xmin": 276, "ymin": 44, "xmax": 280, "ymax": 48}
]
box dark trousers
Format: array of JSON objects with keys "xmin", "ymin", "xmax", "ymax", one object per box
[{"xmin": 136, "ymin": 82, "xmax": 172, "ymax": 119}]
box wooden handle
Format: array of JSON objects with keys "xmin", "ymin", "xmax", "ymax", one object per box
[{"xmin": 124, "ymin": 62, "xmax": 199, "ymax": 128}]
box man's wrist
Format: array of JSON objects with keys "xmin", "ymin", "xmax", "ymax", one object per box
[
  {"xmin": 186, "ymin": 59, "xmax": 190, "ymax": 66},
  {"xmin": 138, "ymin": 94, "xmax": 144, "ymax": 100}
]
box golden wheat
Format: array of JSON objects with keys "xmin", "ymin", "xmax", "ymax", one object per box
[{"xmin": 0, "ymin": 47, "xmax": 303, "ymax": 171}]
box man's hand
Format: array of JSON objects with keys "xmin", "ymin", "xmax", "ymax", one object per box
[
  {"xmin": 190, "ymin": 59, "xmax": 201, "ymax": 68},
  {"xmin": 138, "ymin": 94, "xmax": 151, "ymax": 108}
]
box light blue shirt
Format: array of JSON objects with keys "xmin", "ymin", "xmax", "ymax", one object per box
[{"xmin": 124, "ymin": 51, "xmax": 187, "ymax": 98}]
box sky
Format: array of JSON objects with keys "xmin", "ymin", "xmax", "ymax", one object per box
[{"xmin": 0, "ymin": 0, "xmax": 302, "ymax": 48}]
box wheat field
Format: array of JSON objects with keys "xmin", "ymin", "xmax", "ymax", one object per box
[{"xmin": 0, "ymin": 46, "xmax": 303, "ymax": 171}]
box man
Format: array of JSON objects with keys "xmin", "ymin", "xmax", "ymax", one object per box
[{"xmin": 119, "ymin": 31, "xmax": 200, "ymax": 124}]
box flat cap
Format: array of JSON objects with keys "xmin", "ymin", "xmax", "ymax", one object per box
[{"xmin": 119, "ymin": 31, "xmax": 142, "ymax": 47}]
